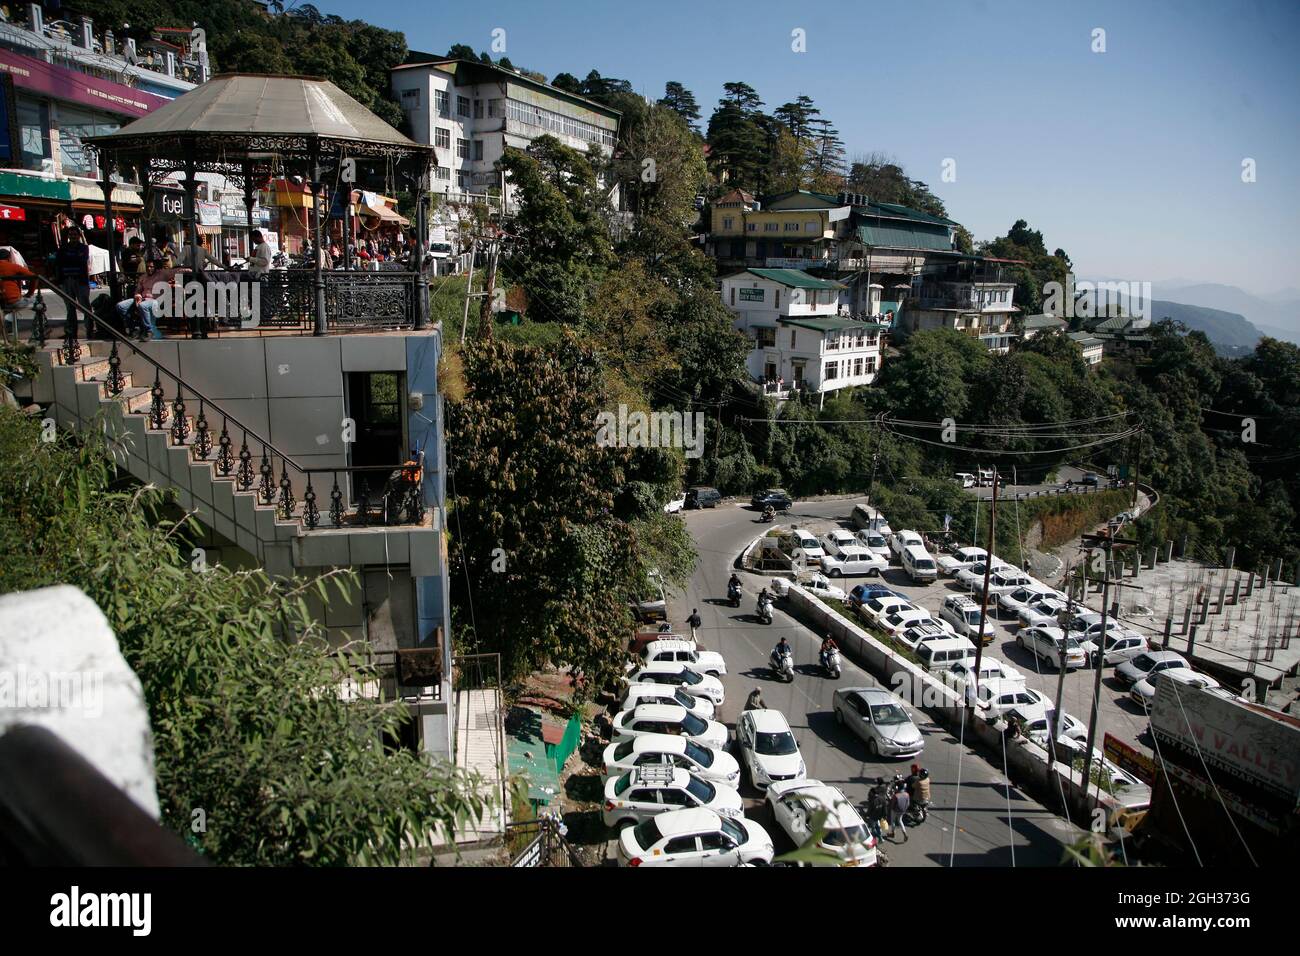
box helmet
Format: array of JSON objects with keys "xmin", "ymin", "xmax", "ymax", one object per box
[{"xmin": 911, "ymin": 764, "xmax": 920, "ymax": 774}]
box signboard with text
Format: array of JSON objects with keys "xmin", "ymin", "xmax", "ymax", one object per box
[
  {"xmin": 0, "ymin": 48, "xmax": 168, "ymax": 118},
  {"xmin": 739, "ymin": 287, "xmax": 764, "ymax": 302}
]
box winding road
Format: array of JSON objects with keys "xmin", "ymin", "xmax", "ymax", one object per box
[{"xmin": 667, "ymin": 498, "xmax": 1084, "ymax": 866}]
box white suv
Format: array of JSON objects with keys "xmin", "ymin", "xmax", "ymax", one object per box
[{"xmin": 939, "ymin": 594, "xmax": 997, "ymax": 644}]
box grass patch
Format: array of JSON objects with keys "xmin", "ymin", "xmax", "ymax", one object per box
[{"xmin": 822, "ymin": 598, "xmax": 924, "ymax": 668}]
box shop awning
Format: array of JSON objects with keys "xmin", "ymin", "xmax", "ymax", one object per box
[{"xmin": 360, "ymin": 203, "xmax": 409, "ymax": 225}]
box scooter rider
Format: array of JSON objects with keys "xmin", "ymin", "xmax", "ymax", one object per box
[
  {"xmin": 728, "ymin": 573, "xmax": 742, "ymax": 594},
  {"xmin": 762, "ymin": 504, "xmax": 775, "ymax": 521},
  {"xmin": 906, "ymin": 764, "xmax": 931, "ymax": 806},
  {"xmin": 771, "ymin": 635, "xmax": 792, "ymax": 668},
  {"xmin": 819, "ymin": 635, "xmax": 839, "ymax": 669}
]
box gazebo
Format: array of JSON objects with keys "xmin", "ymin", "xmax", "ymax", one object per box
[{"xmin": 85, "ymin": 73, "xmax": 436, "ymax": 336}]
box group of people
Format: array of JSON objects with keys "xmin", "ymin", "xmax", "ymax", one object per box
[{"xmin": 865, "ymin": 766, "xmax": 931, "ymax": 844}]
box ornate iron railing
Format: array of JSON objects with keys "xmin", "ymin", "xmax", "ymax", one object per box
[{"xmin": 31, "ymin": 279, "xmax": 428, "ymax": 534}]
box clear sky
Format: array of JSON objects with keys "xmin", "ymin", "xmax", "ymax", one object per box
[{"xmin": 320, "ymin": 0, "xmax": 1299, "ymax": 295}]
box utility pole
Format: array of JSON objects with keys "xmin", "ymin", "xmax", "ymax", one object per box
[
  {"xmin": 866, "ymin": 411, "xmax": 884, "ymax": 505},
  {"xmin": 478, "ymin": 235, "xmax": 499, "ymax": 338},
  {"xmin": 1131, "ymin": 436, "xmax": 1140, "ymax": 512},
  {"xmin": 1046, "ymin": 567, "xmax": 1076, "ymax": 785},
  {"xmin": 1077, "ymin": 529, "xmax": 1142, "ymax": 806},
  {"xmin": 459, "ymin": 238, "xmax": 478, "ymax": 345},
  {"xmin": 968, "ymin": 467, "xmax": 999, "ymax": 716}
]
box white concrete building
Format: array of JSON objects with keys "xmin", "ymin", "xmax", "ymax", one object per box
[
  {"xmin": 720, "ymin": 268, "xmax": 887, "ymax": 400},
  {"xmin": 390, "ymin": 57, "xmax": 620, "ymax": 215}
]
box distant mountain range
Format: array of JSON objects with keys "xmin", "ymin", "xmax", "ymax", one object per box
[{"xmin": 1079, "ymin": 279, "xmax": 1300, "ymax": 352}]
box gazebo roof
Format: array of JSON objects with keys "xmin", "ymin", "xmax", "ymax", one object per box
[{"xmin": 87, "ymin": 73, "xmax": 433, "ymax": 163}]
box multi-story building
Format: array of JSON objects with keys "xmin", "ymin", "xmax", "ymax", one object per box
[
  {"xmin": 390, "ymin": 55, "xmax": 620, "ymax": 218},
  {"xmin": 0, "ymin": 8, "xmax": 205, "ymax": 271},
  {"xmin": 1067, "ymin": 331, "xmax": 1105, "ymax": 365},
  {"xmin": 720, "ymin": 268, "xmax": 887, "ymax": 402},
  {"xmin": 897, "ymin": 257, "xmax": 1021, "ymax": 354}
]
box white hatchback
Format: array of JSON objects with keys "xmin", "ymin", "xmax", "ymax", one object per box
[
  {"xmin": 736, "ymin": 709, "xmax": 806, "ymax": 790},
  {"xmin": 766, "ymin": 779, "xmax": 879, "ymax": 867},
  {"xmin": 602, "ymin": 733, "xmax": 740, "ymax": 786},
  {"xmin": 602, "ymin": 766, "xmax": 742, "ymax": 829},
  {"xmin": 611, "ymin": 704, "xmax": 729, "ymax": 750},
  {"xmin": 616, "ymin": 807, "xmax": 773, "ymax": 867},
  {"xmin": 619, "ymin": 683, "xmax": 716, "ymax": 720}
]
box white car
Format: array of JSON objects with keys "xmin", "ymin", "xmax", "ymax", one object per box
[
  {"xmin": 955, "ymin": 560, "xmax": 1008, "ymax": 591},
  {"xmin": 602, "ymin": 733, "xmax": 740, "ymax": 786},
  {"xmin": 736, "ymin": 709, "xmax": 806, "ymax": 790},
  {"xmin": 820, "ymin": 546, "xmax": 888, "ymax": 578},
  {"xmin": 1115, "ymin": 650, "xmax": 1189, "ymax": 688},
  {"xmin": 982, "ymin": 567, "xmax": 1036, "ymax": 597},
  {"xmin": 797, "ymin": 572, "xmax": 848, "ymax": 602},
  {"xmin": 821, "ymin": 529, "xmax": 859, "ymax": 556},
  {"xmin": 997, "ymin": 584, "xmax": 1059, "ymax": 618},
  {"xmin": 785, "ymin": 529, "xmax": 826, "ymax": 564},
  {"xmin": 973, "ymin": 679, "xmax": 1052, "ymax": 720},
  {"xmin": 616, "ymin": 807, "xmax": 774, "ymax": 867},
  {"xmin": 1131, "ymin": 668, "xmax": 1219, "ymax": 710},
  {"xmin": 938, "ymin": 546, "xmax": 989, "ymax": 577},
  {"xmin": 1020, "ymin": 710, "xmax": 1089, "ymax": 749},
  {"xmin": 626, "ymin": 663, "xmax": 725, "ymax": 705},
  {"xmin": 889, "ymin": 530, "xmax": 924, "ymax": 561},
  {"xmin": 620, "ymin": 682, "xmax": 716, "ymax": 720},
  {"xmin": 1085, "ymin": 631, "xmax": 1153, "ymax": 668},
  {"xmin": 898, "ymin": 619, "xmax": 951, "ymax": 651},
  {"xmin": 947, "ymin": 658, "xmax": 1025, "ymax": 692},
  {"xmin": 880, "ymin": 607, "xmax": 948, "ymax": 639},
  {"xmin": 939, "ymin": 594, "xmax": 997, "ymax": 644},
  {"xmin": 638, "ymin": 638, "xmax": 727, "ymax": 676},
  {"xmin": 1018, "ymin": 596, "xmax": 1070, "ymax": 630},
  {"xmin": 663, "ymin": 492, "xmax": 686, "ymax": 514},
  {"xmin": 858, "ymin": 595, "xmax": 917, "ymax": 629},
  {"xmin": 766, "ymin": 780, "xmax": 879, "ymax": 867},
  {"xmin": 611, "ymin": 704, "xmax": 729, "ymax": 750},
  {"xmin": 854, "ymin": 528, "xmax": 891, "ymax": 559},
  {"xmin": 602, "ymin": 766, "xmax": 742, "ymax": 829},
  {"xmin": 1017, "ymin": 625, "xmax": 1087, "ymax": 670}
]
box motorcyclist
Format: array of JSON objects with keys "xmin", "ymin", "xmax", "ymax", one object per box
[
  {"xmin": 771, "ymin": 636, "xmax": 792, "ymax": 669},
  {"xmin": 762, "ymin": 504, "xmax": 775, "ymax": 521},
  {"xmin": 819, "ymin": 635, "xmax": 839, "ymax": 669},
  {"xmin": 728, "ymin": 573, "xmax": 741, "ymax": 595},
  {"xmin": 865, "ymin": 778, "xmax": 890, "ymax": 838},
  {"xmin": 906, "ymin": 764, "xmax": 931, "ymax": 807},
  {"xmin": 745, "ymin": 687, "xmax": 766, "ymax": 711}
]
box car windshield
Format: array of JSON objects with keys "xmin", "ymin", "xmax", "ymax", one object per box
[
  {"xmin": 756, "ymin": 730, "xmax": 798, "ymax": 755},
  {"xmin": 683, "ymin": 740, "xmax": 713, "ymax": 767},
  {"xmin": 870, "ymin": 703, "xmax": 908, "ymax": 725},
  {"xmin": 613, "ymin": 740, "xmax": 634, "ymax": 760},
  {"xmin": 914, "ymin": 560, "xmax": 935, "ymax": 570},
  {"xmin": 824, "ymin": 824, "xmax": 870, "ymax": 848},
  {"xmin": 685, "ymin": 775, "xmax": 715, "ymax": 804},
  {"xmin": 964, "ymin": 610, "xmax": 983, "ymax": 625},
  {"xmin": 613, "ymin": 772, "xmax": 633, "ymax": 795},
  {"xmin": 678, "ymin": 668, "xmax": 702, "ymax": 685},
  {"xmin": 673, "ymin": 689, "xmax": 696, "ymax": 708},
  {"xmin": 630, "ymin": 817, "xmax": 664, "ymax": 852},
  {"xmin": 681, "ymin": 712, "xmax": 707, "ymax": 735},
  {"xmin": 867, "ymin": 535, "xmax": 885, "ymax": 547}
]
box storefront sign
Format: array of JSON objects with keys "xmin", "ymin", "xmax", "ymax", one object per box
[
  {"xmin": 0, "ymin": 169, "xmax": 72, "ymax": 201},
  {"xmin": 739, "ymin": 287, "xmax": 764, "ymax": 302},
  {"xmin": 197, "ymin": 201, "xmax": 222, "ymax": 227},
  {"xmin": 0, "ymin": 204, "xmax": 26, "ymax": 221},
  {"xmin": 0, "ymin": 48, "xmax": 168, "ymax": 118},
  {"xmin": 148, "ymin": 188, "xmax": 189, "ymax": 222},
  {"xmin": 1103, "ymin": 733, "xmax": 1158, "ymax": 786}
]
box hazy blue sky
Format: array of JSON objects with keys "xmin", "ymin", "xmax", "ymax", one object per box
[{"xmin": 322, "ymin": 0, "xmax": 1299, "ymax": 295}]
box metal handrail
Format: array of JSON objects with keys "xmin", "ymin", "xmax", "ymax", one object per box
[{"xmin": 32, "ymin": 277, "xmax": 426, "ymax": 531}]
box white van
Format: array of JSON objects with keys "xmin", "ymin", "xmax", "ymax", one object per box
[
  {"xmin": 915, "ymin": 636, "xmax": 977, "ymax": 673},
  {"xmin": 901, "ymin": 544, "xmax": 939, "ymax": 584},
  {"xmin": 954, "ymin": 472, "xmax": 976, "ymax": 489},
  {"xmin": 850, "ymin": 504, "xmax": 892, "ymax": 536},
  {"xmin": 784, "ymin": 528, "xmax": 826, "ymax": 564}
]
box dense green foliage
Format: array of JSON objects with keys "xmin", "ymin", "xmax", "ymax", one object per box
[{"xmin": 0, "ymin": 407, "xmax": 487, "ymax": 864}]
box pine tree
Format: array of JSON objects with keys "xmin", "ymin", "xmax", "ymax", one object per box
[{"xmin": 658, "ymin": 81, "xmax": 702, "ymax": 131}]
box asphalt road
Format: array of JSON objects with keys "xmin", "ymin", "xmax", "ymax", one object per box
[{"xmin": 669, "ymin": 499, "xmax": 1083, "ymax": 867}]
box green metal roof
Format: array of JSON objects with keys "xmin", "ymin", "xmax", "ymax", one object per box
[
  {"xmin": 1068, "ymin": 332, "xmax": 1104, "ymax": 347},
  {"xmin": 744, "ymin": 268, "xmax": 846, "ymax": 290},
  {"xmin": 1023, "ymin": 314, "xmax": 1067, "ymax": 329},
  {"xmin": 866, "ymin": 201, "xmax": 958, "ymax": 226},
  {"xmin": 779, "ymin": 316, "xmax": 889, "ymax": 333},
  {"xmin": 856, "ymin": 221, "xmax": 953, "ymax": 251}
]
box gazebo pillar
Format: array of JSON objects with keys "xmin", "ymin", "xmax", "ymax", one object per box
[
  {"xmin": 182, "ymin": 147, "xmax": 205, "ymax": 338},
  {"xmin": 310, "ymin": 149, "xmax": 327, "ymax": 336},
  {"xmin": 242, "ymin": 160, "xmax": 255, "ymax": 257},
  {"xmin": 98, "ymin": 156, "xmax": 119, "ymax": 306},
  {"xmin": 413, "ymin": 191, "xmax": 429, "ymax": 331}
]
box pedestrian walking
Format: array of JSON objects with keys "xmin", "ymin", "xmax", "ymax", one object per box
[
  {"xmin": 55, "ymin": 227, "xmax": 92, "ymax": 335},
  {"xmin": 686, "ymin": 608, "xmax": 702, "ymax": 641},
  {"xmin": 890, "ymin": 781, "xmax": 911, "ymax": 843}
]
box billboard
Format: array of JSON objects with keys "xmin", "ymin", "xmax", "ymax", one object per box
[
  {"xmin": 0, "ymin": 48, "xmax": 168, "ymax": 118},
  {"xmin": 1150, "ymin": 676, "xmax": 1300, "ymax": 807}
]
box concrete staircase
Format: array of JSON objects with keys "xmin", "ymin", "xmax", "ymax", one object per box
[{"xmin": 32, "ymin": 338, "xmax": 438, "ymax": 579}]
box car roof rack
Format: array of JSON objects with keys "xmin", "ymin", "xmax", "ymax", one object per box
[{"xmin": 634, "ymin": 764, "xmax": 679, "ymax": 786}]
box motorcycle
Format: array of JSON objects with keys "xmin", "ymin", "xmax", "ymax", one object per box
[
  {"xmin": 728, "ymin": 581, "xmax": 742, "ymax": 608},
  {"xmin": 757, "ymin": 597, "xmax": 774, "ymax": 625},
  {"xmin": 770, "ymin": 648, "xmax": 795, "ymax": 682},
  {"xmin": 821, "ymin": 646, "xmax": 842, "ymax": 679},
  {"xmin": 760, "ymin": 509, "xmax": 776, "ymax": 523}
]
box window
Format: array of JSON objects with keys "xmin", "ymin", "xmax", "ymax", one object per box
[
  {"xmin": 866, "ymin": 357, "xmax": 877, "ymax": 374},
  {"xmin": 746, "ymin": 223, "xmax": 756, "ymax": 232},
  {"xmin": 755, "ymin": 327, "xmax": 776, "ymax": 348},
  {"xmin": 473, "ymin": 139, "xmax": 484, "ymax": 161},
  {"xmin": 664, "ymin": 837, "xmax": 699, "ymax": 854},
  {"xmin": 805, "ymin": 219, "xmax": 819, "ymax": 233},
  {"xmin": 488, "ymin": 98, "xmax": 504, "ymax": 117},
  {"xmin": 790, "ymin": 330, "xmax": 797, "ymax": 348},
  {"xmin": 57, "ymin": 106, "xmax": 116, "ymax": 177},
  {"xmin": 16, "ymin": 96, "xmax": 50, "ymax": 171},
  {"xmin": 774, "ymin": 289, "xmax": 780, "ymax": 308},
  {"xmin": 764, "ymin": 222, "xmax": 778, "ymax": 232},
  {"xmin": 824, "ymin": 362, "xmax": 838, "ymax": 381},
  {"xmin": 722, "ymin": 217, "xmax": 734, "ymax": 230},
  {"xmin": 473, "ymin": 99, "xmax": 484, "ymax": 119},
  {"xmin": 456, "ymin": 138, "xmax": 469, "ymax": 159},
  {"xmin": 400, "ymin": 87, "xmax": 420, "ymax": 108},
  {"xmin": 456, "ymin": 170, "xmax": 472, "ymax": 190},
  {"xmin": 784, "ymin": 222, "xmax": 799, "ymax": 232},
  {"xmin": 503, "ymin": 98, "xmax": 616, "ymax": 148},
  {"xmin": 826, "ymin": 333, "xmax": 839, "ymax": 351},
  {"xmin": 435, "ymin": 89, "xmax": 450, "ymax": 117},
  {"xmin": 434, "ymin": 127, "xmax": 450, "ymax": 150},
  {"xmin": 434, "ymin": 165, "xmax": 451, "ymax": 181},
  {"xmin": 854, "ymin": 358, "xmax": 863, "ymax": 376},
  {"xmin": 457, "ymin": 95, "xmax": 470, "ymax": 117}
]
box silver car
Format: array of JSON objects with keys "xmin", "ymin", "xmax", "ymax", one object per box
[{"xmin": 832, "ymin": 686, "xmax": 924, "ymax": 758}]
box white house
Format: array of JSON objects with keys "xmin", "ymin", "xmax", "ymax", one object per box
[
  {"xmin": 720, "ymin": 268, "xmax": 886, "ymax": 402},
  {"xmin": 1068, "ymin": 331, "xmax": 1105, "ymax": 366}
]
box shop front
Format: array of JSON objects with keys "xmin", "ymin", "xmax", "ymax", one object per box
[{"xmin": 0, "ymin": 169, "xmax": 73, "ymax": 277}]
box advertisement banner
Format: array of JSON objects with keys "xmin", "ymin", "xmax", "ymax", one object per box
[
  {"xmin": 739, "ymin": 287, "xmax": 764, "ymax": 302},
  {"xmin": 1103, "ymin": 733, "xmax": 1158, "ymax": 786},
  {"xmin": 0, "ymin": 48, "xmax": 168, "ymax": 118}
]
